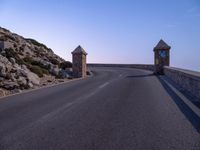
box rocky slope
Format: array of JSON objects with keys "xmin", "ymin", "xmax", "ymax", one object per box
[{"xmin": 0, "ymin": 27, "xmax": 72, "ymax": 97}]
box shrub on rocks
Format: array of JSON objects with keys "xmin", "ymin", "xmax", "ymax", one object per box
[
  {"xmin": 28, "ymin": 65, "xmax": 44, "ymax": 78},
  {"xmin": 60, "ymin": 61, "xmax": 72, "ymax": 69}
]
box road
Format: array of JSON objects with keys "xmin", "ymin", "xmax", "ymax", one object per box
[{"xmin": 0, "ymin": 67, "xmax": 199, "ymax": 150}]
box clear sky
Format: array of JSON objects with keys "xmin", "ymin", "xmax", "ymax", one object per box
[{"xmin": 0, "ymin": 0, "xmax": 200, "ymax": 71}]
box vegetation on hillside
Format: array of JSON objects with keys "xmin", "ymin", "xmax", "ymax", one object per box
[
  {"xmin": 23, "ymin": 57, "xmax": 49, "ymax": 77},
  {"xmin": 60, "ymin": 61, "xmax": 72, "ymax": 69},
  {"xmin": 25, "ymin": 38, "xmax": 52, "ymax": 52}
]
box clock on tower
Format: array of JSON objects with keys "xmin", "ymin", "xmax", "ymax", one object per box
[{"xmin": 154, "ymin": 39, "xmax": 171, "ymax": 74}]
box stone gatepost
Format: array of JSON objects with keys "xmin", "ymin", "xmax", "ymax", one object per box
[
  {"xmin": 71, "ymin": 45, "xmax": 87, "ymax": 78},
  {"xmin": 154, "ymin": 39, "xmax": 171, "ymax": 74}
]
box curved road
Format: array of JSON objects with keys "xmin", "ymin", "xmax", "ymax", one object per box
[{"xmin": 0, "ymin": 67, "xmax": 199, "ymax": 150}]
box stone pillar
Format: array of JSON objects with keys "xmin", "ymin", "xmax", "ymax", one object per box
[
  {"xmin": 0, "ymin": 41, "xmax": 4, "ymax": 50},
  {"xmin": 71, "ymin": 45, "xmax": 87, "ymax": 78},
  {"xmin": 154, "ymin": 39, "xmax": 171, "ymax": 74},
  {"xmin": 0, "ymin": 41, "xmax": 13, "ymax": 50}
]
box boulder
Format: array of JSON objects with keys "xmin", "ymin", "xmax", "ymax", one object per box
[
  {"xmin": 21, "ymin": 64, "xmax": 28, "ymax": 70},
  {"xmin": 51, "ymin": 66, "xmax": 60, "ymax": 76},
  {"xmin": 16, "ymin": 68, "xmax": 27, "ymax": 77},
  {"xmin": 2, "ymin": 81, "xmax": 19, "ymax": 90},
  {"xmin": 11, "ymin": 89, "xmax": 22, "ymax": 94},
  {"xmin": 58, "ymin": 70, "xmax": 70, "ymax": 79},
  {"xmin": 0, "ymin": 55, "xmax": 12, "ymax": 73},
  {"xmin": 16, "ymin": 68, "xmax": 40, "ymax": 85},
  {"xmin": 0, "ymin": 89, "xmax": 5, "ymax": 97},
  {"xmin": 17, "ymin": 76, "xmax": 27, "ymax": 87},
  {"xmin": 0, "ymin": 50, "xmax": 6, "ymax": 55},
  {"xmin": 0, "ymin": 62, "xmax": 6, "ymax": 77},
  {"xmin": 27, "ymin": 81, "xmax": 33, "ymax": 88},
  {"xmin": 26, "ymin": 71, "xmax": 40, "ymax": 85},
  {"xmin": 39, "ymin": 60, "xmax": 52, "ymax": 68},
  {"xmin": 13, "ymin": 63, "xmax": 20, "ymax": 69},
  {"xmin": 10, "ymin": 73, "xmax": 17, "ymax": 82},
  {"xmin": 9, "ymin": 57, "xmax": 16, "ymax": 64},
  {"xmin": 6, "ymin": 65, "xmax": 13, "ymax": 74},
  {"xmin": 0, "ymin": 54, "xmax": 12, "ymax": 66}
]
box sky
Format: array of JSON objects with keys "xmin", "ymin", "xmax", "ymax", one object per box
[{"xmin": 0, "ymin": 0, "xmax": 200, "ymax": 71}]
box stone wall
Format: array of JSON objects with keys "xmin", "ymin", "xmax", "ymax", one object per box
[
  {"xmin": 82, "ymin": 54, "xmax": 87, "ymax": 77},
  {"xmin": 72, "ymin": 54, "xmax": 87, "ymax": 78},
  {"xmin": 0, "ymin": 41, "xmax": 4, "ymax": 49},
  {"xmin": 87, "ymin": 63, "xmax": 155, "ymax": 71},
  {"xmin": 88, "ymin": 64, "xmax": 200, "ymax": 101},
  {"xmin": 164, "ymin": 66, "xmax": 200, "ymax": 101},
  {"xmin": 0, "ymin": 41, "xmax": 13, "ymax": 50}
]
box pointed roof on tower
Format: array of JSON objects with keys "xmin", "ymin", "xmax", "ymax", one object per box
[
  {"xmin": 154, "ymin": 39, "xmax": 171, "ymax": 51},
  {"xmin": 72, "ymin": 45, "xmax": 87, "ymax": 55}
]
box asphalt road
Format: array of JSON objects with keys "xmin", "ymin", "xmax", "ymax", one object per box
[{"xmin": 0, "ymin": 67, "xmax": 199, "ymax": 150}]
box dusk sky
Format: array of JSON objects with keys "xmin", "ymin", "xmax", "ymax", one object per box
[{"xmin": 0, "ymin": 0, "xmax": 200, "ymax": 71}]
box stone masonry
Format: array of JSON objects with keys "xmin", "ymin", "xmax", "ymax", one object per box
[
  {"xmin": 0, "ymin": 41, "xmax": 13, "ymax": 50},
  {"xmin": 154, "ymin": 39, "xmax": 171, "ymax": 74},
  {"xmin": 164, "ymin": 66, "xmax": 200, "ymax": 101},
  {"xmin": 72, "ymin": 45, "xmax": 87, "ymax": 78}
]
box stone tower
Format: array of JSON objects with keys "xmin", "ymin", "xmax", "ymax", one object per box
[
  {"xmin": 154, "ymin": 39, "xmax": 171, "ymax": 74},
  {"xmin": 71, "ymin": 45, "xmax": 87, "ymax": 78}
]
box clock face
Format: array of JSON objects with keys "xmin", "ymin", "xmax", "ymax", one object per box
[{"xmin": 159, "ymin": 51, "xmax": 166, "ymax": 58}]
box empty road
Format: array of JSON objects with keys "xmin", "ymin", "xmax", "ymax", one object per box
[{"xmin": 0, "ymin": 67, "xmax": 199, "ymax": 150}]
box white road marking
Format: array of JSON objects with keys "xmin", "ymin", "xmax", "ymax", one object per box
[
  {"xmin": 35, "ymin": 102, "xmax": 75, "ymax": 123},
  {"xmin": 75, "ymin": 82, "xmax": 110, "ymax": 101},
  {"xmin": 99, "ymin": 82, "xmax": 110, "ymax": 89}
]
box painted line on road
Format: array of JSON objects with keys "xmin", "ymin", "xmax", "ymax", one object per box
[
  {"xmin": 76, "ymin": 81, "xmax": 111, "ymax": 101},
  {"xmin": 99, "ymin": 82, "xmax": 110, "ymax": 89}
]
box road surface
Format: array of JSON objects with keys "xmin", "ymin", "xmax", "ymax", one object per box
[{"xmin": 0, "ymin": 67, "xmax": 199, "ymax": 150}]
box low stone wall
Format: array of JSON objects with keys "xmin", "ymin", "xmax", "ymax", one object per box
[
  {"xmin": 87, "ymin": 63, "xmax": 155, "ymax": 71},
  {"xmin": 88, "ymin": 64, "xmax": 200, "ymax": 101},
  {"xmin": 164, "ymin": 66, "xmax": 200, "ymax": 101}
]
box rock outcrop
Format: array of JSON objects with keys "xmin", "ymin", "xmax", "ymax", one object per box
[{"xmin": 0, "ymin": 27, "xmax": 73, "ymax": 96}]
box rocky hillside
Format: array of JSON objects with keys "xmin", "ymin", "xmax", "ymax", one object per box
[{"xmin": 0, "ymin": 27, "xmax": 72, "ymax": 96}]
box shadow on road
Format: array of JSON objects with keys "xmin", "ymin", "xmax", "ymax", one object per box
[
  {"xmin": 126, "ymin": 74, "xmax": 154, "ymax": 78},
  {"xmin": 157, "ymin": 76, "xmax": 200, "ymax": 133}
]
